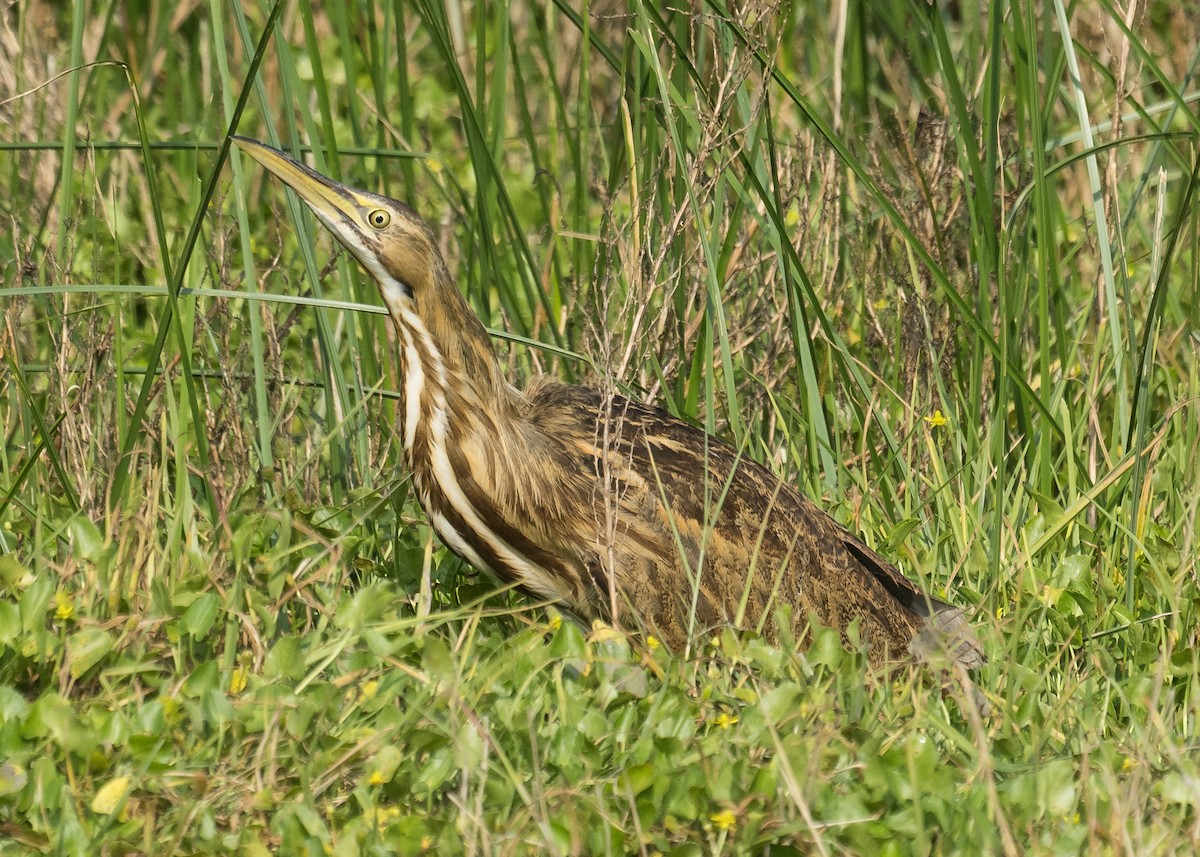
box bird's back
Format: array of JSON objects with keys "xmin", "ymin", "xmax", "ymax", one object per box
[{"xmin": 518, "ymin": 378, "xmax": 983, "ymax": 669}]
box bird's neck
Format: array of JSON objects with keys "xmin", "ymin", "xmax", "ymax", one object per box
[
  {"xmin": 388, "ymin": 276, "xmax": 563, "ymax": 589},
  {"xmin": 389, "ymin": 276, "xmax": 511, "ymax": 459}
]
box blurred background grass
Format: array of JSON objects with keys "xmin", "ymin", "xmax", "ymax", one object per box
[{"xmin": 1, "ymin": 0, "xmax": 1198, "ymax": 853}]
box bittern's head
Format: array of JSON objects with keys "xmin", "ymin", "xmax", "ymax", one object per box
[
  {"xmin": 233, "ymin": 135, "xmax": 503, "ymax": 390},
  {"xmin": 232, "ymin": 136, "xmax": 439, "ymax": 314}
]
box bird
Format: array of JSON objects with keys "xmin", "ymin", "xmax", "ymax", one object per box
[{"xmin": 232, "ymin": 135, "xmax": 983, "ymax": 672}]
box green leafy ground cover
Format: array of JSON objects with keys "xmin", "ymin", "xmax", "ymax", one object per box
[{"xmin": 1, "ymin": 1, "xmax": 1198, "ymax": 853}]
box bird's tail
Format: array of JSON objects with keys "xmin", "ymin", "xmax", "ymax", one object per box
[{"xmin": 910, "ymin": 603, "xmax": 986, "ymax": 670}]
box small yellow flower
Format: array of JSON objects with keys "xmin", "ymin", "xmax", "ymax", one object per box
[
  {"xmin": 548, "ymin": 613, "xmax": 563, "ymax": 632},
  {"xmin": 370, "ymin": 806, "xmax": 399, "ymax": 830},
  {"xmin": 588, "ymin": 621, "xmax": 624, "ymax": 643},
  {"xmin": 713, "ymin": 712, "xmax": 739, "ymax": 730},
  {"xmin": 360, "ymin": 680, "xmax": 379, "ymax": 701},
  {"xmin": 872, "ymin": 298, "xmax": 888, "ymax": 311},
  {"xmin": 53, "ymin": 591, "xmax": 74, "ymax": 621},
  {"xmin": 710, "ymin": 809, "xmax": 736, "ymax": 830},
  {"xmin": 924, "ymin": 410, "xmax": 948, "ymax": 429},
  {"xmin": 646, "ymin": 635, "xmax": 660, "ymax": 651},
  {"xmin": 229, "ymin": 665, "xmax": 249, "ymax": 695},
  {"xmin": 90, "ymin": 775, "xmax": 132, "ymax": 814},
  {"xmin": 369, "ymin": 770, "xmax": 385, "ymax": 786}
]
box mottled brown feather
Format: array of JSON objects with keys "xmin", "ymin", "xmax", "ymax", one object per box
[{"xmin": 509, "ymin": 380, "xmax": 983, "ymax": 668}]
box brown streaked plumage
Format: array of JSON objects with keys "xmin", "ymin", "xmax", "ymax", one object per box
[{"xmin": 233, "ymin": 136, "xmax": 983, "ymax": 671}]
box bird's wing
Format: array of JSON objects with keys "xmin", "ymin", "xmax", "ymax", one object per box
[{"xmin": 521, "ymin": 378, "xmax": 983, "ymax": 668}]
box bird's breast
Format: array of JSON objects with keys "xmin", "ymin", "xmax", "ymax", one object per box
[{"xmin": 407, "ymin": 419, "xmax": 589, "ymax": 610}]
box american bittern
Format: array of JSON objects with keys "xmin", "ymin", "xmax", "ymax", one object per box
[{"xmin": 233, "ymin": 136, "xmax": 983, "ymax": 671}]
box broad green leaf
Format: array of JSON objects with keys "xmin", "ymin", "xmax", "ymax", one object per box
[{"xmin": 66, "ymin": 627, "xmax": 114, "ymax": 679}]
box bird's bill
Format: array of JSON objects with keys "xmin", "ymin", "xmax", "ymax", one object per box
[{"xmin": 231, "ymin": 135, "xmax": 369, "ymax": 230}]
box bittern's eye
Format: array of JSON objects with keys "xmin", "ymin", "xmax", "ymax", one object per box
[{"xmin": 367, "ymin": 209, "xmax": 391, "ymax": 229}]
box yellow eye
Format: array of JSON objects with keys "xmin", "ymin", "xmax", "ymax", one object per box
[{"xmin": 367, "ymin": 209, "xmax": 391, "ymax": 229}]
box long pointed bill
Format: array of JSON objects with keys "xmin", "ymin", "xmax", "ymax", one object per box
[
  {"xmin": 234, "ymin": 134, "xmax": 428, "ymax": 329},
  {"xmin": 231, "ymin": 136, "xmax": 370, "ymax": 234}
]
